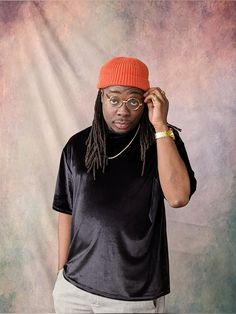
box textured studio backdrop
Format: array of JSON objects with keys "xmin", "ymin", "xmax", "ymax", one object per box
[{"xmin": 0, "ymin": 1, "xmax": 236, "ymax": 313}]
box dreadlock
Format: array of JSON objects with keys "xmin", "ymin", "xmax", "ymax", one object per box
[{"xmin": 85, "ymin": 90, "xmax": 155, "ymax": 179}]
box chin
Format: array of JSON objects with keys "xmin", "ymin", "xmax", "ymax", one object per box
[
  {"xmin": 110, "ymin": 121, "xmax": 138, "ymax": 134},
  {"xmin": 112, "ymin": 125, "xmax": 133, "ymax": 134}
]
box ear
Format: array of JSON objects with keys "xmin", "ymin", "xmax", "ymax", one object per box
[{"xmin": 100, "ymin": 89, "xmax": 105, "ymax": 105}]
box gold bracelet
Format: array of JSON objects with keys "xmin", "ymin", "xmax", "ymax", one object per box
[{"xmin": 155, "ymin": 128, "xmax": 175, "ymax": 140}]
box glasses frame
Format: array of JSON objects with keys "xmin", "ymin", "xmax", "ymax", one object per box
[{"xmin": 105, "ymin": 93, "xmax": 143, "ymax": 111}]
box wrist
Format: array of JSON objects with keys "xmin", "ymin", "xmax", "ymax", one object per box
[
  {"xmin": 155, "ymin": 128, "xmax": 175, "ymax": 141},
  {"xmin": 153, "ymin": 123, "xmax": 169, "ymax": 132}
]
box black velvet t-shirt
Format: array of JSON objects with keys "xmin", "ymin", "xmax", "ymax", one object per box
[{"xmin": 52, "ymin": 126, "xmax": 196, "ymax": 301}]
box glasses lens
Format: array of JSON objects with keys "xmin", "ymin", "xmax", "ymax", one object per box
[
  {"xmin": 109, "ymin": 96, "xmax": 121, "ymax": 106},
  {"xmin": 127, "ymin": 98, "xmax": 141, "ymax": 110}
]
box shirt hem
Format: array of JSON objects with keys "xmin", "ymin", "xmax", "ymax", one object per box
[{"xmin": 63, "ymin": 272, "xmax": 170, "ymax": 301}]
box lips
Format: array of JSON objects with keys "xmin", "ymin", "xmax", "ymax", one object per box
[{"xmin": 113, "ymin": 120, "xmax": 130, "ymax": 130}]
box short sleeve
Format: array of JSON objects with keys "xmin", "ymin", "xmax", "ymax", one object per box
[
  {"xmin": 173, "ymin": 129, "xmax": 197, "ymax": 199},
  {"xmin": 52, "ymin": 147, "xmax": 73, "ymax": 215}
]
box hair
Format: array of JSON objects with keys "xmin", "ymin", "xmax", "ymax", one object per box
[{"xmin": 85, "ymin": 90, "xmax": 155, "ymax": 179}]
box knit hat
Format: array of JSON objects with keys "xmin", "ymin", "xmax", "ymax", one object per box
[{"xmin": 97, "ymin": 57, "xmax": 150, "ymax": 91}]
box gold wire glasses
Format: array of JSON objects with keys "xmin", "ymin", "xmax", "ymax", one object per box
[{"xmin": 105, "ymin": 94, "xmax": 143, "ymax": 111}]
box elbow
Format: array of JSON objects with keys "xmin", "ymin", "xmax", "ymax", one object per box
[{"xmin": 168, "ymin": 196, "xmax": 190, "ymax": 208}]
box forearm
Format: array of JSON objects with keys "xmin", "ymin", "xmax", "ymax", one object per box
[
  {"xmin": 58, "ymin": 212, "xmax": 72, "ymax": 271},
  {"xmin": 155, "ymin": 126, "xmax": 190, "ymax": 208}
]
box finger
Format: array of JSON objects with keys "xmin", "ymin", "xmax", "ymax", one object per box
[
  {"xmin": 151, "ymin": 91, "xmax": 169, "ymax": 106},
  {"xmin": 155, "ymin": 87, "xmax": 168, "ymax": 102},
  {"xmin": 145, "ymin": 87, "xmax": 167, "ymax": 98},
  {"xmin": 144, "ymin": 88, "xmax": 167, "ymax": 103},
  {"xmin": 144, "ymin": 93, "xmax": 164, "ymax": 104},
  {"xmin": 146, "ymin": 102, "xmax": 155, "ymax": 114},
  {"xmin": 143, "ymin": 87, "xmax": 158, "ymax": 97}
]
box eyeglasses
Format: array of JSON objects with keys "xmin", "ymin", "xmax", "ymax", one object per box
[{"xmin": 105, "ymin": 94, "xmax": 143, "ymax": 111}]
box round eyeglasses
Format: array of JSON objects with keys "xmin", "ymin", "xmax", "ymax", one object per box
[{"xmin": 105, "ymin": 94, "xmax": 143, "ymax": 111}]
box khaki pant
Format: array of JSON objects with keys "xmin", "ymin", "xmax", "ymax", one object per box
[{"xmin": 52, "ymin": 269, "xmax": 165, "ymax": 313}]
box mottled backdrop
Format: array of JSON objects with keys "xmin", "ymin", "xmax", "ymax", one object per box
[{"xmin": 0, "ymin": 1, "xmax": 235, "ymax": 313}]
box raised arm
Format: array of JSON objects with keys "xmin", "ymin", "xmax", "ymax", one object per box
[{"xmin": 144, "ymin": 87, "xmax": 193, "ymax": 208}]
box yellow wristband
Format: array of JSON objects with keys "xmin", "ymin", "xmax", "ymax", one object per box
[{"xmin": 155, "ymin": 128, "xmax": 175, "ymax": 140}]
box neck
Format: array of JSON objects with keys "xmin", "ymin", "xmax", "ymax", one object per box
[
  {"xmin": 108, "ymin": 124, "xmax": 139, "ymax": 139},
  {"xmin": 107, "ymin": 124, "xmax": 140, "ymax": 160}
]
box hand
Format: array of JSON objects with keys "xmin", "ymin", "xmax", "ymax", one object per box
[{"xmin": 143, "ymin": 87, "xmax": 169, "ymax": 130}]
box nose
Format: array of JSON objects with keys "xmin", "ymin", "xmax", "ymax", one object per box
[{"xmin": 116, "ymin": 103, "xmax": 130, "ymax": 116}]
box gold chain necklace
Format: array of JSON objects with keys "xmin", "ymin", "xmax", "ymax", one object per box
[{"xmin": 108, "ymin": 125, "xmax": 140, "ymax": 160}]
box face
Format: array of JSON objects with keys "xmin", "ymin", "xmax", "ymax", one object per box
[{"xmin": 101, "ymin": 85, "xmax": 145, "ymax": 134}]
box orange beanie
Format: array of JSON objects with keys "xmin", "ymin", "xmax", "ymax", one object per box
[{"xmin": 97, "ymin": 57, "xmax": 150, "ymax": 91}]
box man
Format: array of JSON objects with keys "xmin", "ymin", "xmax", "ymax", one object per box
[{"xmin": 52, "ymin": 57, "xmax": 196, "ymax": 313}]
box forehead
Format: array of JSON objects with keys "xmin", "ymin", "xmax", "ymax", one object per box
[{"xmin": 103, "ymin": 86, "xmax": 144, "ymax": 96}]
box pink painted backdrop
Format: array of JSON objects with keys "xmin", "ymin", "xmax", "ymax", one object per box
[{"xmin": 1, "ymin": 1, "xmax": 235, "ymax": 312}]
